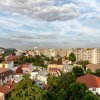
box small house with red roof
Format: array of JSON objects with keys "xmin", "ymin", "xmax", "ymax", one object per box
[
  {"xmin": 77, "ymin": 74, "xmax": 100, "ymax": 95},
  {"xmin": 0, "ymin": 68, "xmax": 16, "ymax": 100},
  {"xmin": 48, "ymin": 64, "xmax": 64, "ymax": 76},
  {"xmin": 0, "ymin": 81, "xmax": 16, "ymax": 100},
  {"xmin": 49, "ymin": 68, "xmax": 61, "ymax": 76},
  {"xmin": 13, "ymin": 66, "xmax": 24, "ymax": 83},
  {"xmin": 0, "ymin": 68, "xmax": 13, "ymax": 86}
]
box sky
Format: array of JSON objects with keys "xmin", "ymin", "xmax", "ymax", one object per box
[{"xmin": 0, "ymin": 0, "xmax": 100, "ymax": 49}]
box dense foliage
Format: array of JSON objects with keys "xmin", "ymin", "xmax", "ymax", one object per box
[
  {"xmin": 14, "ymin": 55, "xmax": 48, "ymax": 68},
  {"xmin": 47, "ymin": 72, "xmax": 99, "ymax": 100},
  {"xmin": 4, "ymin": 48, "xmax": 16, "ymax": 56},
  {"xmin": 10, "ymin": 78, "xmax": 47, "ymax": 100},
  {"xmin": 69, "ymin": 53, "xmax": 76, "ymax": 63},
  {"xmin": 72, "ymin": 66, "xmax": 84, "ymax": 77},
  {"xmin": 81, "ymin": 60, "xmax": 90, "ymax": 71},
  {"xmin": 9, "ymin": 72, "xmax": 99, "ymax": 100},
  {"xmin": 95, "ymin": 68, "xmax": 100, "ymax": 77}
]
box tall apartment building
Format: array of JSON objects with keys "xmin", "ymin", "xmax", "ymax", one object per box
[
  {"xmin": 92, "ymin": 48, "xmax": 100, "ymax": 64},
  {"xmin": 27, "ymin": 48, "xmax": 100, "ymax": 64},
  {"xmin": 49, "ymin": 49, "xmax": 56, "ymax": 57},
  {"xmin": 56, "ymin": 49, "xmax": 67, "ymax": 57},
  {"xmin": 66, "ymin": 48, "xmax": 100, "ymax": 64}
]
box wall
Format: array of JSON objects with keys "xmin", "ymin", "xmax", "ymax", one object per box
[
  {"xmin": 13, "ymin": 74, "xmax": 23, "ymax": 83},
  {"xmin": 89, "ymin": 88, "xmax": 100, "ymax": 95},
  {"xmin": 5, "ymin": 62, "xmax": 14, "ymax": 69},
  {"xmin": 37, "ymin": 76, "xmax": 48, "ymax": 84},
  {"xmin": 0, "ymin": 93, "xmax": 4, "ymax": 100},
  {"xmin": 0, "ymin": 64, "xmax": 3, "ymax": 68},
  {"xmin": 0, "ymin": 75, "xmax": 13, "ymax": 85},
  {"xmin": 48, "ymin": 64, "xmax": 64, "ymax": 71}
]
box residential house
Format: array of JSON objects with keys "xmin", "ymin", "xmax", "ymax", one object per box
[
  {"xmin": 0, "ymin": 68, "xmax": 13, "ymax": 85},
  {"xmin": 0, "ymin": 61, "xmax": 14, "ymax": 69},
  {"xmin": 77, "ymin": 74, "xmax": 100, "ymax": 95},
  {"xmin": 13, "ymin": 67, "xmax": 24, "ymax": 83},
  {"xmin": 48, "ymin": 64, "xmax": 64, "ymax": 76},
  {"xmin": 86, "ymin": 64, "xmax": 100, "ymax": 72},
  {"xmin": 0, "ymin": 81, "xmax": 16, "ymax": 100},
  {"xmin": 30, "ymin": 70, "xmax": 48, "ymax": 88},
  {"xmin": 64, "ymin": 65, "xmax": 73, "ymax": 73},
  {"xmin": 0, "ymin": 68, "xmax": 16, "ymax": 100}
]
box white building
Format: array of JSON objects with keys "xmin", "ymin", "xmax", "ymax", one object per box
[
  {"xmin": 0, "ymin": 68, "xmax": 16, "ymax": 100},
  {"xmin": 13, "ymin": 74, "xmax": 23, "ymax": 83},
  {"xmin": 30, "ymin": 70, "xmax": 48, "ymax": 88}
]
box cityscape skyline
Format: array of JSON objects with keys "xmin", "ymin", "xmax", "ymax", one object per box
[{"xmin": 0, "ymin": 0, "xmax": 100, "ymax": 49}]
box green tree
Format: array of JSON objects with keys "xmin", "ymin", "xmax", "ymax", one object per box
[
  {"xmin": 69, "ymin": 53, "xmax": 76, "ymax": 63},
  {"xmin": 0, "ymin": 57, "xmax": 4, "ymax": 63},
  {"xmin": 70, "ymin": 82, "xmax": 87, "ymax": 100},
  {"xmin": 47, "ymin": 73, "xmax": 76, "ymax": 100},
  {"xmin": 48, "ymin": 75, "xmax": 58, "ymax": 88},
  {"xmin": 95, "ymin": 68, "xmax": 100, "ymax": 77},
  {"xmin": 56, "ymin": 89, "xmax": 67, "ymax": 100},
  {"xmin": 10, "ymin": 78, "xmax": 47, "ymax": 100},
  {"xmin": 46, "ymin": 88, "xmax": 67, "ymax": 100},
  {"xmin": 82, "ymin": 91, "xmax": 99, "ymax": 100},
  {"xmin": 22, "ymin": 74, "xmax": 30, "ymax": 79},
  {"xmin": 86, "ymin": 68, "xmax": 92, "ymax": 74},
  {"xmin": 50, "ymin": 56, "xmax": 56, "ymax": 64},
  {"xmin": 72, "ymin": 67, "xmax": 84, "ymax": 77},
  {"xmin": 81, "ymin": 60, "xmax": 89, "ymax": 71},
  {"xmin": 58, "ymin": 72, "xmax": 76, "ymax": 90},
  {"xmin": 56, "ymin": 58, "xmax": 62, "ymax": 65}
]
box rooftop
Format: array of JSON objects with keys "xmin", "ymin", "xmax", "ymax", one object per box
[
  {"xmin": 0, "ymin": 81, "xmax": 16, "ymax": 95},
  {"xmin": 0, "ymin": 68, "xmax": 8, "ymax": 74},
  {"xmin": 20, "ymin": 64, "xmax": 30, "ymax": 69},
  {"xmin": 86, "ymin": 64, "xmax": 100, "ymax": 71},
  {"xmin": 77, "ymin": 74, "xmax": 100, "ymax": 88}
]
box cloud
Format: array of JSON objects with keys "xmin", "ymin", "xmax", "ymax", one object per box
[
  {"xmin": 0, "ymin": 0, "xmax": 100, "ymax": 49},
  {"xmin": 0, "ymin": 0, "xmax": 79, "ymax": 21},
  {"xmin": 11, "ymin": 34, "xmax": 35, "ymax": 39},
  {"xmin": 37, "ymin": 32, "xmax": 58, "ymax": 39}
]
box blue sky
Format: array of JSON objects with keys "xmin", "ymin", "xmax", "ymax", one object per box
[{"xmin": 0, "ymin": 0, "xmax": 100, "ymax": 49}]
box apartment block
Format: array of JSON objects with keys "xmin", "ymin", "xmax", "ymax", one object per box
[{"xmin": 67, "ymin": 48, "xmax": 100, "ymax": 64}]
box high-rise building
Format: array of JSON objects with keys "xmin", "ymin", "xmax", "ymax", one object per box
[{"xmin": 66, "ymin": 48, "xmax": 100, "ymax": 64}]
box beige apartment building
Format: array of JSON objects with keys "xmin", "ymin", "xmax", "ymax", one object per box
[
  {"xmin": 92, "ymin": 48, "xmax": 100, "ymax": 64},
  {"xmin": 67, "ymin": 48, "xmax": 100, "ymax": 64}
]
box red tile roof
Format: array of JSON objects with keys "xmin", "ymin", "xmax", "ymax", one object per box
[
  {"xmin": 21, "ymin": 64, "xmax": 29, "ymax": 69},
  {"xmin": 0, "ymin": 81, "xmax": 16, "ymax": 95},
  {"xmin": 16, "ymin": 67, "xmax": 23, "ymax": 74},
  {"xmin": 49, "ymin": 68, "xmax": 61, "ymax": 74},
  {"xmin": 0, "ymin": 68, "xmax": 8, "ymax": 73},
  {"xmin": 77, "ymin": 74, "xmax": 100, "ymax": 88}
]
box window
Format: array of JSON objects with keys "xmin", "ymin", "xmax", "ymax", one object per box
[{"xmin": 93, "ymin": 88, "xmax": 96, "ymax": 91}]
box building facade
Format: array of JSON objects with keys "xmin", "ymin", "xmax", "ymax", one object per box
[
  {"xmin": 0, "ymin": 68, "xmax": 13, "ymax": 86},
  {"xmin": 66, "ymin": 48, "xmax": 100, "ymax": 64}
]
